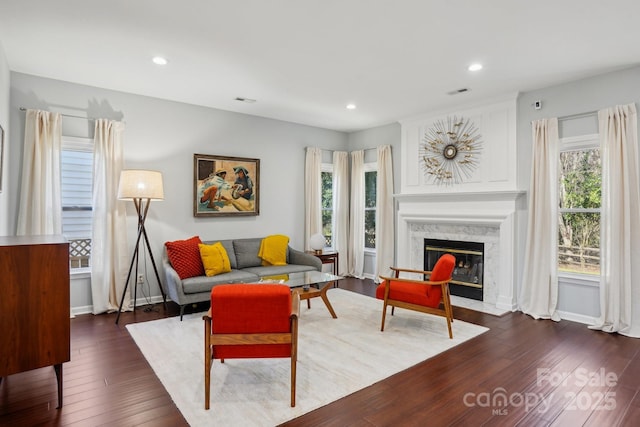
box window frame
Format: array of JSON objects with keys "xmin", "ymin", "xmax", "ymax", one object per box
[
  {"xmin": 320, "ymin": 163, "xmax": 334, "ymax": 250},
  {"xmin": 557, "ymin": 133, "xmax": 600, "ymax": 284},
  {"xmin": 363, "ymin": 162, "xmax": 377, "ymax": 253},
  {"xmin": 61, "ymin": 136, "xmax": 93, "ymax": 276}
]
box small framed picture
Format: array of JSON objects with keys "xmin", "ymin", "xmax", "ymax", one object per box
[{"xmin": 193, "ymin": 153, "xmax": 260, "ymax": 217}]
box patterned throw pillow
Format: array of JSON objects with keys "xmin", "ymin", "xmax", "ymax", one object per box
[{"xmin": 165, "ymin": 236, "xmax": 205, "ymax": 279}]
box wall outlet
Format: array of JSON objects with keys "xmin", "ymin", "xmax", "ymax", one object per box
[{"xmin": 137, "ymin": 274, "xmax": 144, "ymax": 284}]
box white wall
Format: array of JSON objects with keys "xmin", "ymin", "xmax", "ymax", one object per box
[
  {"xmin": 0, "ymin": 42, "xmax": 9, "ymax": 235},
  {"xmin": 517, "ymin": 65, "xmax": 640, "ymax": 323},
  {"xmin": 517, "ymin": 66, "xmax": 640, "ymax": 190},
  {"xmin": 347, "ymin": 121, "xmax": 402, "ymax": 192},
  {"xmin": 8, "ymin": 72, "xmax": 348, "ymax": 312}
]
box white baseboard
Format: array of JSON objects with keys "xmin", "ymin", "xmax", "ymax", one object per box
[
  {"xmin": 71, "ymin": 305, "xmax": 93, "ymax": 316},
  {"xmin": 495, "ymin": 296, "xmax": 518, "ymax": 312},
  {"xmin": 71, "ymin": 295, "xmax": 167, "ymax": 317},
  {"xmin": 557, "ymin": 310, "xmax": 597, "ymax": 326}
]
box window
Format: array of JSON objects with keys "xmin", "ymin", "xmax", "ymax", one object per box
[
  {"xmin": 364, "ymin": 165, "xmax": 377, "ymax": 249},
  {"xmin": 61, "ymin": 137, "xmax": 93, "ymax": 270},
  {"xmin": 558, "ymin": 134, "xmax": 600, "ymax": 276},
  {"xmin": 321, "ymin": 165, "xmax": 333, "ymax": 247}
]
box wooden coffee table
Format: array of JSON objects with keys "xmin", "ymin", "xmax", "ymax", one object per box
[{"xmin": 261, "ymin": 271, "xmax": 342, "ymax": 318}]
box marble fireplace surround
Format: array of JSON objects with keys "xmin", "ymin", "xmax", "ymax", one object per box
[{"xmin": 395, "ymin": 191, "xmax": 525, "ymax": 313}]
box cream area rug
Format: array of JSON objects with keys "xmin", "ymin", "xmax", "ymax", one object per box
[{"xmin": 127, "ymin": 288, "xmax": 488, "ymax": 427}]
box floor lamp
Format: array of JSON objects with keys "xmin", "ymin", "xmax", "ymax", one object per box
[{"xmin": 115, "ymin": 169, "xmax": 167, "ymax": 324}]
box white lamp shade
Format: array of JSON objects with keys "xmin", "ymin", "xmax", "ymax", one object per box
[
  {"xmin": 309, "ymin": 233, "xmax": 325, "ymax": 251},
  {"xmin": 117, "ymin": 170, "xmax": 164, "ymax": 200}
]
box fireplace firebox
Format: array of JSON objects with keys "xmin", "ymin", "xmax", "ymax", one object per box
[{"xmin": 424, "ymin": 238, "xmax": 484, "ymax": 301}]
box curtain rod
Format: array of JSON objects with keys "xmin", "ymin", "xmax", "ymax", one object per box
[
  {"xmin": 558, "ymin": 110, "xmax": 598, "ymax": 121},
  {"xmin": 321, "ymin": 147, "xmax": 378, "ymax": 153},
  {"xmin": 19, "ymin": 107, "xmax": 97, "ymax": 121}
]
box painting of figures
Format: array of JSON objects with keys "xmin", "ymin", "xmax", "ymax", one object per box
[{"xmin": 194, "ymin": 154, "xmax": 260, "ymax": 217}]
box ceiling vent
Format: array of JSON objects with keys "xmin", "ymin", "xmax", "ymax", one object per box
[{"xmin": 447, "ymin": 88, "xmax": 470, "ymax": 95}]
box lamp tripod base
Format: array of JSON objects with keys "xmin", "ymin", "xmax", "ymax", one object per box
[{"xmin": 115, "ymin": 199, "xmax": 167, "ymax": 324}]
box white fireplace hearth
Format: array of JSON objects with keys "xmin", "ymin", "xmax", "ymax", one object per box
[{"xmin": 395, "ymin": 191, "xmax": 525, "ymax": 314}]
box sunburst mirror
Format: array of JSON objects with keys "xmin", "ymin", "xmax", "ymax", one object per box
[{"xmin": 421, "ymin": 115, "xmax": 482, "ymax": 184}]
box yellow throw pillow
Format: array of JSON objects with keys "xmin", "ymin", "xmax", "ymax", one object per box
[
  {"xmin": 258, "ymin": 234, "xmax": 289, "ymax": 266},
  {"xmin": 199, "ymin": 242, "xmax": 231, "ymax": 277}
]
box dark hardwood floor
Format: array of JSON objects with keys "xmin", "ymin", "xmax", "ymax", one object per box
[{"xmin": 1, "ymin": 278, "xmax": 639, "ymax": 426}]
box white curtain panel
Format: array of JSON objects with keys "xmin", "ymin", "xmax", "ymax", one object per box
[
  {"xmin": 519, "ymin": 118, "xmax": 560, "ymax": 321},
  {"xmin": 591, "ymin": 104, "xmax": 640, "ymax": 338},
  {"xmin": 16, "ymin": 109, "xmax": 63, "ymax": 235},
  {"xmin": 304, "ymin": 147, "xmax": 322, "ymax": 251},
  {"xmin": 332, "ymin": 151, "xmax": 349, "ymax": 275},
  {"xmin": 91, "ymin": 119, "xmax": 128, "ymax": 314},
  {"xmin": 375, "ymin": 145, "xmax": 394, "ymax": 281},
  {"xmin": 348, "ymin": 150, "xmax": 365, "ymax": 278}
]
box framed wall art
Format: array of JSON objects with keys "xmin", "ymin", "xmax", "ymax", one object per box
[
  {"xmin": 420, "ymin": 115, "xmax": 482, "ymax": 185},
  {"xmin": 193, "ymin": 153, "xmax": 260, "ymax": 217}
]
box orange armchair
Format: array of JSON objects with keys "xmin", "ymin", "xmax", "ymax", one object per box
[
  {"xmin": 203, "ymin": 284, "xmax": 299, "ymax": 409},
  {"xmin": 377, "ymin": 254, "xmax": 456, "ymax": 338}
]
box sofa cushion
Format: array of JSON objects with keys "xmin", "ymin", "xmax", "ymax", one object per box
[
  {"xmin": 233, "ymin": 238, "xmax": 263, "ymax": 268},
  {"xmin": 199, "ymin": 242, "xmax": 232, "ymax": 276},
  {"xmin": 258, "ymin": 234, "xmax": 289, "ymax": 266},
  {"xmin": 181, "ymin": 270, "xmax": 260, "ymax": 294},
  {"xmin": 204, "ymin": 239, "xmax": 237, "ymax": 269},
  {"xmin": 165, "ymin": 236, "xmax": 205, "ymax": 279},
  {"xmin": 235, "ymin": 237, "xmax": 292, "ymax": 268}
]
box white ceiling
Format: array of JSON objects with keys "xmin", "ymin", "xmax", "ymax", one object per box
[{"xmin": 1, "ymin": 0, "xmax": 639, "ymax": 132}]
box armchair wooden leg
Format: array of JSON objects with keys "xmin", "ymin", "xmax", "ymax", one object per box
[
  {"xmin": 204, "ymin": 317, "xmax": 212, "ymax": 410},
  {"xmin": 444, "ymin": 301, "xmax": 453, "ymax": 339},
  {"xmin": 443, "ymin": 286, "xmax": 454, "ymax": 339},
  {"xmin": 291, "ymin": 314, "xmax": 298, "ymax": 407},
  {"xmin": 205, "ymin": 359, "xmax": 212, "ymax": 410},
  {"xmin": 290, "ymin": 356, "xmax": 296, "ymax": 407}
]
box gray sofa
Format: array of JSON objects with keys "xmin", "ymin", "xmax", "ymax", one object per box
[{"xmin": 162, "ymin": 237, "xmax": 321, "ymax": 319}]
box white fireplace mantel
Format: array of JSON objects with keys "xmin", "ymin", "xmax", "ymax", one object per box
[
  {"xmin": 395, "ymin": 191, "xmax": 525, "ymax": 312},
  {"xmin": 394, "ymin": 190, "xmax": 525, "ymax": 204}
]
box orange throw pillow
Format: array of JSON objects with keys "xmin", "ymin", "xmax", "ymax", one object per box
[{"xmin": 165, "ymin": 236, "xmax": 205, "ymax": 279}]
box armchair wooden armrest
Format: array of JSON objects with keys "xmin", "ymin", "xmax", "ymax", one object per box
[
  {"xmin": 389, "ymin": 266, "xmax": 433, "ymax": 277},
  {"xmin": 379, "ymin": 275, "xmax": 452, "ymax": 287}
]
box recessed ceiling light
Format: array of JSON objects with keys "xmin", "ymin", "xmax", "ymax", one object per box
[
  {"xmin": 468, "ymin": 63, "xmax": 483, "ymax": 72},
  {"xmin": 346, "ymin": 104, "xmax": 357, "ymax": 110},
  {"xmin": 152, "ymin": 56, "xmax": 168, "ymax": 65}
]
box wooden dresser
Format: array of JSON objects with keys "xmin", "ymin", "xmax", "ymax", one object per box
[{"xmin": 0, "ymin": 235, "xmax": 70, "ymax": 408}]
